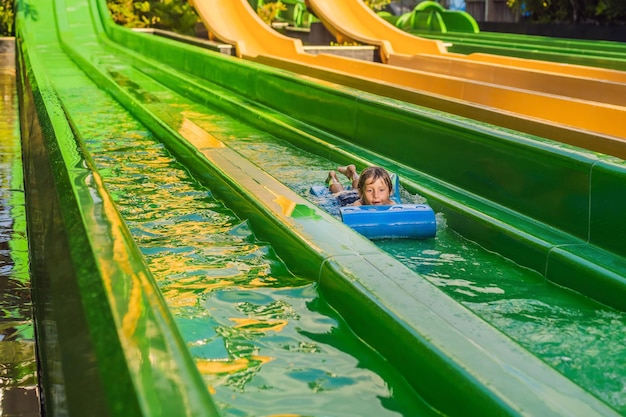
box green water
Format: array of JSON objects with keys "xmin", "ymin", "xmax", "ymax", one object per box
[
  {"xmin": 48, "ymin": 57, "xmax": 440, "ymax": 416},
  {"xmin": 45, "ymin": 38, "xmax": 626, "ymax": 415},
  {"xmin": 379, "ymin": 235, "xmax": 626, "ymax": 413},
  {"xmin": 187, "ymin": 113, "xmax": 626, "ymax": 414},
  {"xmin": 0, "ymin": 58, "xmax": 37, "ymax": 393}
]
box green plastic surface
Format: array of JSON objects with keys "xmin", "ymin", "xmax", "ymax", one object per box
[
  {"xmin": 13, "ymin": 0, "xmax": 626, "ymax": 415},
  {"xmin": 413, "ymin": 30, "xmax": 626, "ymax": 71},
  {"xmin": 15, "ymin": 3, "xmax": 221, "ymax": 416}
]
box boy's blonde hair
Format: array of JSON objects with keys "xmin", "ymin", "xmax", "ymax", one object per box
[{"xmin": 357, "ymin": 166, "xmax": 393, "ymax": 196}]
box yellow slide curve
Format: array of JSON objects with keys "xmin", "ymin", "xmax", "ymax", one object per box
[{"xmin": 304, "ymin": 0, "xmax": 447, "ymax": 61}]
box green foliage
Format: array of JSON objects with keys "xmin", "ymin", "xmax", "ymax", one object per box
[
  {"xmin": 151, "ymin": 0, "xmax": 199, "ymax": 34},
  {"xmin": 257, "ymin": 1, "xmax": 287, "ymax": 25},
  {"xmin": 0, "ymin": 0, "xmax": 14, "ymax": 36},
  {"xmin": 595, "ymin": 0, "xmax": 626, "ymax": 22},
  {"xmin": 106, "ymin": 0, "xmax": 199, "ymax": 35},
  {"xmin": 364, "ymin": 0, "xmax": 391, "ymax": 12},
  {"xmin": 108, "ymin": 0, "xmax": 150, "ymax": 27},
  {"xmin": 507, "ymin": 0, "xmax": 626, "ymax": 23}
]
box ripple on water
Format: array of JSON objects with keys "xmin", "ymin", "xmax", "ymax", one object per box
[
  {"xmin": 63, "ymin": 90, "xmax": 439, "ymax": 416},
  {"xmin": 0, "ymin": 70, "xmax": 36, "ymax": 389},
  {"xmin": 378, "ymin": 229, "xmax": 626, "ymax": 414},
  {"xmin": 59, "ymin": 74, "xmax": 626, "ymax": 414}
]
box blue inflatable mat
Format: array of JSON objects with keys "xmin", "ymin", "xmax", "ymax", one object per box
[{"xmin": 340, "ymin": 204, "xmax": 436, "ymax": 239}]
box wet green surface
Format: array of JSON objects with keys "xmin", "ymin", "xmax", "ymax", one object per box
[
  {"xmin": 40, "ymin": 29, "xmax": 626, "ymax": 412},
  {"xmin": 0, "ymin": 49, "xmax": 38, "ymax": 415},
  {"xmin": 379, "ymin": 237, "xmax": 626, "ymax": 413},
  {"xmin": 46, "ymin": 52, "xmax": 441, "ymax": 416},
  {"xmin": 54, "ymin": 58, "xmax": 626, "ymax": 416},
  {"xmin": 14, "ymin": 0, "xmax": 626, "ymax": 413}
]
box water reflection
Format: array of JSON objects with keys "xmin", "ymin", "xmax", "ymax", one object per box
[
  {"xmin": 55, "ymin": 79, "xmax": 439, "ymax": 416},
  {"xmin": 0, "ymin": 63, "xmax": 37, "ymax": 392},
  {"xmin": 51, "ymin": 49, "xmax": 626, "ymax": 414},
  {"xmin": 186, "ymin": 111, "xmax": 626, "ymax": 414},
  {"xmin": 378, "ymin": 230, "xmax": 626, "ymax": 413}
]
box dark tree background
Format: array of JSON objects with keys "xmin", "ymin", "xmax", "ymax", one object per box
[{"xmin": 508, "ymin": 0, "xmax": 626, "ymax": 23}]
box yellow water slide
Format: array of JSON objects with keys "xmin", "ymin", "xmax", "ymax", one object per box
[
  {"xmin": 390, "ymin": 52, "xmax": 626, "ymax": 84},
  {"xmin": 191, "ymin": 0, "xmax": 305, "ymax": 58},
  {"xmin": 189, "ymin": 0, "xmax": 626, "ymax": 144},
  {"xmin": 386, "ymin": 52, "xmax": 626, "ymax": 107},
  {"xmin": 303, "ymin": 0, "xmax": 447, "ymax": 61}
]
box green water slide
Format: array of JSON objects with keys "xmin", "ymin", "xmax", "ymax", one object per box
[
  {"xmin": 412, "ymin": 27, "xmax": 626, "ymax": 71},
  {"xmin": 15, "ymin": 0, "xmax": 626, "ymax": 416}
]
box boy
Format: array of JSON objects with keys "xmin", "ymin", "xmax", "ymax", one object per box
[{"xmin": 327, "ymin": 165, "xmax": 394, "ymax": 206}]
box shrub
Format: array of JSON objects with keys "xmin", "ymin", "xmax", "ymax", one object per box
[
  {"xmin": 107, "ymin": 0, "xmax": 199, "ymax": 35},
  {"xmin": 507, "ymin": 0, "xmax": 626, "ymax": 23},
  {"xmin": 0, "ymin": 0, "xmax": 14, "ymax": 36},
  {"xmin": 364, "ymin": 0, "xmax": 391, "ymax": 12},
  {"xmin": 257, "ymin": 1, "xmax": 287, "ymax": 25}
]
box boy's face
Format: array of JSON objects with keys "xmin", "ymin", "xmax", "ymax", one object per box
[{"xmin": 361, "ymin": 177, "xmax": 391, "ymax": 205}]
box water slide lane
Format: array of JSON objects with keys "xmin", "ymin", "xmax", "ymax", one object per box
[
  {"xmin": 15, "ymin": 0, "xmax": 626, "ymax": 415},
  {"xmin": 191, "ymin": 0, "xmax": 626, "ymax": 143},
  {"xmin": 15, "ymin": 3, "xmax": 222, "ymax": 417}
]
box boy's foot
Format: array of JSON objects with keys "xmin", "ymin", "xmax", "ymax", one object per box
[
  {"xmin": 326, "ymin": 170, "xmax": 339, "ymax": 185},
  {"xmin": 327, "ymin": 170, "xmax": 345, "ymax": 193},
  {"xmin": 338, "ymin": 164, "xmax": 357, "ymax": 181}
]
